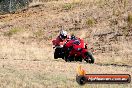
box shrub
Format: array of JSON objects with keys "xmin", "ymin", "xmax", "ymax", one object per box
[
  {"xmin": 128, "ymin": 13, "xmax": 132, "ymax": 25},
  {"xmin": 62, "ymin": 3, "xmax": 73, "ymax": 10},
  {"xmin": 4, "ymin": 28, "xmax": 21, "ymax": 37},
  {"xmin": 86, "ymin": 18, "xmax": 95, "ymax": 27}
]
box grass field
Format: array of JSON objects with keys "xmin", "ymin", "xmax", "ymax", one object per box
[{"xmin": 0, "ymin": 39, "xmax": 131, "ymax": 88}]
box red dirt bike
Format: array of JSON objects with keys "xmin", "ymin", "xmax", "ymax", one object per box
[{"xmin": 63, "ymin": 38, "xmax": 95, "ymax": 64}]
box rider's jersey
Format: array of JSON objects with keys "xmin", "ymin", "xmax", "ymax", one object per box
[{"xmin": 52, "ymin": 35, "xmax": 71, "ymax": 46}]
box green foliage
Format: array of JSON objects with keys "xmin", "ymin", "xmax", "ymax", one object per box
[
  {"xmin": 128, "ymin": 13, "xmax": 132, "ymax": 25},
  {"xmin": 4, "ymin": 28, "xmax": 21, "ymax": 37},
  {"xmin": 124, "ymin": 0, "xmax": 127, "ymax": 8},
  {"xmin": 0, "ymin": 0, "xmax": 2, "ymax": 3},
  {"xmin": 0, "ymin": 0, "xmax": 29, "ymax": 14},
  {"xmin": 86, "ymin": 18, "xmax": 95, "ymax": 27},
  {"xmin": 62, "ymin": 0, "xmax": 82, "ymax": 11},
  {"xmin": 62, "ymin": 3, "xmax": 73, "ymax": 10}
]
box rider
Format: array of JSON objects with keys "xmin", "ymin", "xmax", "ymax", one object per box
[{"xmin": 52, "ymin": 29, "xmax": 71, "ymax": 47}]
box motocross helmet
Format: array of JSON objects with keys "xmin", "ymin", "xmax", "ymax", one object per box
[{"xmin": 59, "ymin": 30, "xmax": 67, "ymax": 40}]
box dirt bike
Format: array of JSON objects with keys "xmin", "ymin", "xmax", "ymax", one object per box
[{"xmin": 63, "ymin": 39, "xmax": 95, "ymax": 64}]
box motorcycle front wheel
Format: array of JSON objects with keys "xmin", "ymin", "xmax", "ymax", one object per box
[{"xmin": 84, "ymin": 52, "xmax": 94, "ymax": 64}]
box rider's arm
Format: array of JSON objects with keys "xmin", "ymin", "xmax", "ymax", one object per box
[{"xmin": 52, "ymin": 36, "xmax": 62, "ymax": 46}]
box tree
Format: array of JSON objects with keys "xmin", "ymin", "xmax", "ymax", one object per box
[{"xmin": 0, "ymin": 0, "xmax": 29, "ymax": 14}]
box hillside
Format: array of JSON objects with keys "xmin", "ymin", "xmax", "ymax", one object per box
[{"xmin": 0, "ymin": 0, "xmax": 132, "ymax": 88}]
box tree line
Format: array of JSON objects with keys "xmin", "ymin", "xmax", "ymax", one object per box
[{"xmin": 0, "ymin": 0, "xmax": 32, "ymax": 14}]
